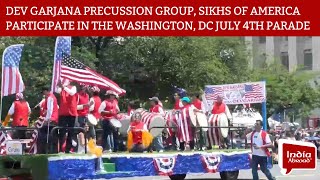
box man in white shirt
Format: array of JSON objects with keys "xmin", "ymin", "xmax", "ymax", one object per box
[
  {"xmin": 249, "ymin": 120, "xmax": 275, "ymax": 180},
  {"xmin": 55, "ymin": 80, "xmax": 78, "ymax": 153},
  {"xmin": 8, "ymin": 93, "xmax": 31, "ymax": 139}
]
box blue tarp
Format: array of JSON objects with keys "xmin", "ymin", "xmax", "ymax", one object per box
[{"xmin": 48, "ymin": 152, "xmax": 273, "ymax": 179}]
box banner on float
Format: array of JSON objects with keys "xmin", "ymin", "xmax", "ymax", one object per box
[{"xmin": 203, "ymin": 81, "xmax": 266, "ymax": 107}]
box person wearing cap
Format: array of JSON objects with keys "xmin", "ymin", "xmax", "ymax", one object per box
[
  {"xmin": 88, "ymin": 86, "xmax": 101, "ymax": 139},
  {"xmin": 7, "ymin": 93, "xmax": 31, "ymax": 139},
  {"xmin": 154, "ymin": 93, "xmax": 163, "ymax": 107},
  {"xmin": 149, "ymin": 97, "xmax": 165, "ymax": 116},
  {"xmin": 127, "ymin": 112, "xmax": 152, "ymax": 152},
  {"xmin": 38, "ymin": 87, "xmax": 59, "ymax": 153},
  {"xmin": 149, "ymin": 97, "xmax": 165, "ymax": 152},
  {"xmin": 98, "ymin": 90, "xmax": 120, "ymax": 152},
  {"xmin": 56, "ymin": 80, "xmax": 78, "ymax": 153},
  {"xmin": 178, "ymin": 97, "xmax": 195, "ymax": 151},
  {"xmin": 76, "ymin": 85, "xmax": 90, "ymax": 128}
]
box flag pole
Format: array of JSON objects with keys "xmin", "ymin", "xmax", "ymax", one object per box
[{"xmin": 0, "ymin": 46, "xmax": 5, "ymax": 123}]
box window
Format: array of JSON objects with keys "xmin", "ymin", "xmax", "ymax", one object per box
[
  {"xmin": 304, "ymin": 49, "xmax": 313, "ymax": 70},
  {"xmin": 280, "ymin": 52, "xmax": 289, "ymax": 70},
  {"xmin": 259, "ymin": 37, "xmax": 266, "ymax": 43}
]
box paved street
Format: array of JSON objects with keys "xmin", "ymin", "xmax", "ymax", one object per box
[{"xmin": 113, "ymin": 160, "xmax": 320, "ymax": 180}]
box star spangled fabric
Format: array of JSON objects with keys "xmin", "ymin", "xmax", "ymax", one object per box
[
  {"xmin": 244, "ymin": 84, "xmax": 264, "ymax": 98},
  {"xmin": 61, "ymin": 54, "xmax": 126, "ymax": 95},
  {"xmin": 1, "ymin": 44, "xmax": 25, "ymax": 97},
  {"xmin": 51, "ymin": 36, "xmax": 71, "ymax": 92},
  {"xmin": 204, "ymin": 86, "xmax": 223, "ymax": 101}
]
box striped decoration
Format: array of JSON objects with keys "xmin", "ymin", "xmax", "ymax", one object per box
[
  {"xmin": 28, "ymin": 119, "xmax": 45, "ymax": 154},
  {"xmin": 0, "ymin": 130, "xmax": 12, "ymax": 155}
]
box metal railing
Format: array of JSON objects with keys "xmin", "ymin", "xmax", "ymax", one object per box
[
  {"xmin": 49, "ymin": 126, "xmax": 87, "ymax": 154},
  {"xmin": 0, "ymin": 126, "xmax": 87, "ymax": 154}
]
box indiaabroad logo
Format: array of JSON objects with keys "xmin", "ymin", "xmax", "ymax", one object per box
[{"xmin": 278, "ymin": 139, "xmax": 317, "ymax": 175}]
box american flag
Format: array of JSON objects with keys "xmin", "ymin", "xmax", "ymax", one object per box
[
  {"xmin": 1, "ymin": 44, "xmax": 25, "ymax": 97},
  {"xmin": 244, "ymin": 84, "xmax": 264, "ymax": 98},
  {"xmin": 61, "ymin": 54, "xmax": 126, "ymax": 95},
  {"xmin": 204, "ymin": 86, "xmax": 223, "ymax": 100},
  {"xmin": 51, "ymin": 36, "xmax": 71, "ymax": 92}
]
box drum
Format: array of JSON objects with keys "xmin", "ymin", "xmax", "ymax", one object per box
[
  {"xmin": 219, "ymin": 113, "xmax": 229, "ymax": 138},
  {"xmin": 87, "ymin": 114, "xmax": 98, "ymax": 126},
  {"xmin": 148, "ymin": 115, "xmax": 166, "ymax": 137},
  {"xmin": 164, "ymin": 110, "xmax": 179, "ymax": 133},
  {"xmin": 188, "ymin": 106, "xmax": 197, "ymax": 127},
  {"xmin": 119, "ymin": 118, "xmax": 131, "ymax": 135},
  {"xmin": 196, "ymin": 112, "xmax": 208, "ymax": 131},
  {"xmin": 110, "ymin": 119, "xmax": 122, "ymax": 129}
]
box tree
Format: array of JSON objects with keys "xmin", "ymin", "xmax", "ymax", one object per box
[
  {"xmin": 101, "ymin": 37, "xmax": 250, "ymax": 100},
  {"xmin": 249, "ymin": 62, "xmax": 320, "ymax": 120}
]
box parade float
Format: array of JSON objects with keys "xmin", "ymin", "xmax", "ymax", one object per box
[
  {"xmin": 0, "ymin": 150, "xmax": 272, "ymax": 180},
  {"xmin": 0, "ymin": 81, "xmax": 274, "ymax": 180}
]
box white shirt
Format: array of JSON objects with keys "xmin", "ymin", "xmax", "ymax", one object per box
[
  {"xmin": 55, "ymin": 86, "xmax": 77, "ymax": 96},
  {"xmin": 89, "ymin": 97, "xmax": 95, "ymax": 112},
  {"xmin": 251, "ymin": 131, "xmax": 271, "ymax": 156},
  {"xmin": 45, "ymin": 97, "xmax": 54, "ymax": 121},
  {"xmin": 8, "ymin": 101, "xmax": 31, "ymax": 115},
  {"xmin": 77, "ymin": 134, "xmax": 87, "ymax": 154},
  {"xmin": 98, "ymin": 101, "xmax": 120, "ymax": 114}
]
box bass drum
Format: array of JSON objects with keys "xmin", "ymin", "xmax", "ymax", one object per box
[
  {"xmin": 110, "ymin": 118, "xmax": 122, "ymax": 129},
  {"xmin": 219, "ymin": 113, "xmax": 229, "ymax": 138},
  {"xmin": 119, "ymin": 118, "xmax": 131, "ymax": 135},
  {"xmin": 188, "ymin": 106, "xmax": 197, "ymax": 127},
  {"xmin": 165, "ymin": 110, "xmax": 179, "ymax": 133},
  {"xmin": 87, "ymin": 114, "xmax": 98, "ymax": 126},
  {"xmin": 148, "ymin": 115, "xmax": 166, "ymax": 137},
  {"xmin": 196, "ymin": 112, "xmax": 208, "ymax": 131}
]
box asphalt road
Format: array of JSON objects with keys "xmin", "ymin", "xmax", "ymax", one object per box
[{"xmin": 112, "ymin": 160, "xmax": 320, "ymax": 180}]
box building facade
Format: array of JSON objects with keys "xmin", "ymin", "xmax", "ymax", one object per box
[{"xmin": 244, "ymin": 36, "xmax": 320, "ymax": 72}]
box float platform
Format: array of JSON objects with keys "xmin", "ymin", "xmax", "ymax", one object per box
[{"xmin": 0, "ymin": 150, "xmax": 272, "ymax": 180}]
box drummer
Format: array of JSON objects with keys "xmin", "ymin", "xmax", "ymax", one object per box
[
  {"xmin": 192, "ymin": 93, "xmax": 206, "ymax": 113},
  {"xmin": 165, "ymin": 93, "xmax": 184, "ymax": 151},
  {"xmin": 127, "ymin": 112, "xmax": 151, "ymax": 152},
  {"xmin": 209, "ymin": 95, "xmax": 232, "ymax": 149},
  {"xmin": 127, "ymin": 101, "xmax": 139, "ymax": 117},
  {"xmin": 88, "ymin": 86, "xmax": 102, "ymax": 139},
  {"xmin": 98, "ymin": 90, "xmax": 120, "ymax": 153},
  {"xmin": 192, "ymin": 93, "xmax": 207, "ymax": 150},
  {"xmin": 179, "ymin": 97, "xmax": 195, "ymax": 151},
  {"xmin": 7, "ymin": 93, "xmax": 31, "ymax": 139},
  {"xmin": 77, "ymin": 84, "xmax": 90, "ymax": 127},
  {"xmin": 149, "ymin": 97, "xmax": 165, "ymax": 152},
  {"xmin": 174, "ymin": 93, "xmax": 184, "ymax": 110}
]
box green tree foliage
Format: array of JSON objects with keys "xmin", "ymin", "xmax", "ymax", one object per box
[{"xmin": 250, "ymin": 62, "xmax": 320, "ymax": 119}]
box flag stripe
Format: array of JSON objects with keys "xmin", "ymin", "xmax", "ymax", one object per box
[
  {"xmin": 1, "ymin": 44, "xmax": 24, "ymax": 97},
  {"xmin": 62, "ymin": 66, "xmax": 125, "ymax": 94},
  {"xmin": 60, "ymin": 55, "xmax": 126, "ymax": 95}
]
